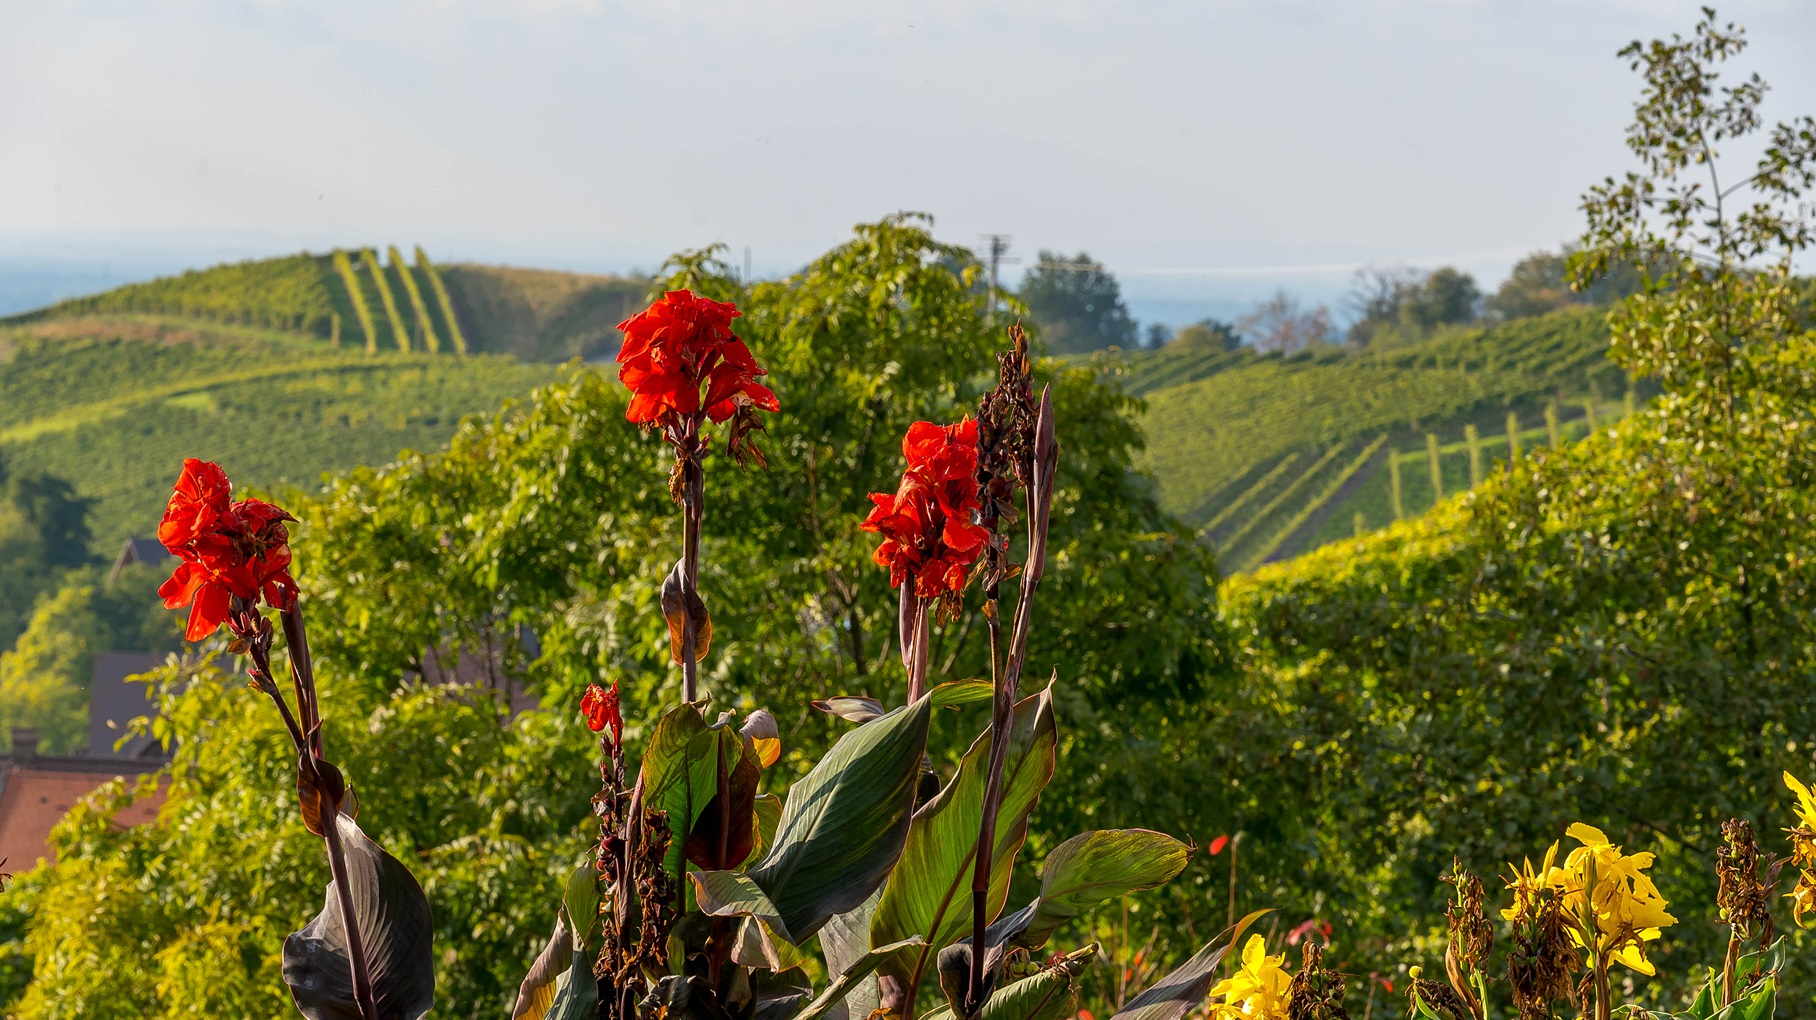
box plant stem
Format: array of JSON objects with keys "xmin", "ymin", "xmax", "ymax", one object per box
[
  {"xmin": 901, "ymin": 587, "xmax": 931, "ymax": 703},
  {"xmin": 1228, "ymin": 835, "xmax": 1239, "ymax": 928},
  {"xmin": 963, "ymin": 579, "xmax": 1006, "ymax": 1017},
  {"xmin": 680, "ymin": 423, "xmax": 704, "ymax": 704}
]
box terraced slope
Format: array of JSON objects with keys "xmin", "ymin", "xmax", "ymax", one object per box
[
  {"xmin": 6, "ymin": 249, "xmax": 648, "ymax": 362},
  {"xmin": 0, "ymin": 319, "xmax": 557, "ymax": 551},
  {"xmin": 1124, "ymin": 308, "xmax": 1636, "ymax": 569}
]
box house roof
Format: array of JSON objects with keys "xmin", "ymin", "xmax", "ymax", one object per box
[
  {"xmin": 0, "ymin": 751, "xmax": 165, "ymax": 871},
  {"xmin": 109, "ymin": 537, "xmax": 172, "ymax": 588},
  {"xmin": 88, "ymin": 651, "xmax": 165, "ymax": 758}
]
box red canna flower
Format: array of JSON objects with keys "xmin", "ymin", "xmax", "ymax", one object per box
[
  {"xmin": 862, "ymin": 419, "xmax": 991, "ymax": 598},
  {"xmin": 581, "ymin": 681, "xmax": 623, "ymax": 746},
  {"xmin": 1208, "ymin": 834, "xmax": 1231, "ymax": 855},
  {"xmin": 156, "ymin": 460, "xmax": 298, "ymax": 641},
  {"xmin": 615, "ymin": 290, "xmax": 778, "ymax": 426}
]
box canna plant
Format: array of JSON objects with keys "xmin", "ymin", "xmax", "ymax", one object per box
[
  {"xmin": 498, "ymin": 308, "xmax": 1262, "ymax": 1020},
  {"xmin": 149, "ymin": 300, "xmax": 1261, "ymax": 1020}
]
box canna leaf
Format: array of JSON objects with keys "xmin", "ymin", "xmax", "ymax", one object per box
[
  {"xmin": 819, "ymin": 889, "xmax": 884, "ymax": 1020},
  {"xmin": 1019, "ymin": 829, "xmax": 1192, "ymax": 950},
  {"xmin": 742, "ymin": 709, "xmax": 783, "ymax": 767},
  {"xmin": 870, "ymin": 685, "xmax": 1057, "ymax": 1008},
  {"xmin": 928, "ymin": 677, "xmax": 993, "ymax": 708},
  {"xmin": 1109, "ymin": 909, "xmax": 1270, "ymax": 1020},
  {"xmin": 812, "ymin": 696, "xmax": 886, "ymax": 724},
  {"xmin": 641, "ymin": 704, "xmax": 742, "ymax": 882},
  {"xmin": 684, "ymin": 732, "xmax": 763, "ymax": 870},
  {"xmin": 281, "ymin": 813, "xmax": 436, "ymax": 1020},
  {"xmin": 795, "ymin": 937, "xmax": 927, "ymax": 1020},
  {"xmin": 692, "ymin": 695, "xmax": 933, "ymax": 943},
  {"xmin": 748, "ymin": 793, "xmax": 784, "ymax": 864},
  {"xmin": 509, "ymin": 916, "xmax": 570, "ymax": 1020},
  {"xmin": 562, "ymin": 863, "xmax": 602, "ymax": 954},
  {"xmin": 921, "ymin": 944, "xmax": 1095, "ymax": 1020}
]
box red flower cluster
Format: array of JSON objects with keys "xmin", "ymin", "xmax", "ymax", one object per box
[
  {"xmin": 581, "ymin": 681, "xmax": 623, "ymax": 746},
  {"xmin": 861, "ymin": 419, "xmax": 991, "ymax": 597},
  {"xmin": 156, "ymin": 459, "xmax": 297, "ymax": 641},
  {"xmin": 616, "ymin": 290, "xmax": 779, "ymax": 426}
]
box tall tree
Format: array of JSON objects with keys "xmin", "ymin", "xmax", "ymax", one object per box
[
  {"xmin": 1017, "ymin": 251, "xmax": 1139, "ymax": 354},
  {"xmin": 1237, "ymin": 290, "xmax": 1335, "ymax": 354}
]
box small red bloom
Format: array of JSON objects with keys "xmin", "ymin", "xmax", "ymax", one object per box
[
  {"xmin": 1208, "ymin": 834, "xmax": 1231, "ymax": 856},
  {"xmin": 861, "ymin": 419, "xmax": 990, "ymax": 598},
  {"xmin": 155, "ymin": 461, "xmax": 298, "ymax": 641},
  {"xmin": 615, "ymin": 290, "xmax": 778, "ymax": 426},
  {"xmin": 582, "ymin": 682, "xmax": 623, "ymax": 745}
]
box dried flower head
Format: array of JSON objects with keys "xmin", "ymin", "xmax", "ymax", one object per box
[
  {"xmin": 1716, "ymin": 818, "xmax": 1775, "ymax": 945},
  {"xmin": 972, "ymin": 322, "xmax": 1038, "ymax": 589},
  {"xmin": 1445, "ymin": 858, "xmax": 1494, "ymax": 972},
  {"xmin": 1503, "ymin": 853, "xmax": 1580, "ymax": 1019},
  {"xmin": 1286, "ymin": 942, "xmax": 1349, "ymax": 1020}
]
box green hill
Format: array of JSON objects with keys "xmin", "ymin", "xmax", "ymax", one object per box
[
  {"xmin": 1121, "ymin": 307, "xmax": 1635, "ymax": 571},
  {"xmin": 7, "ymin": 247, "xmax": 646, "ymax": 362},
  {"xmin": 0, "ymin": 318, "xmax": 557, "ymax": 553}
]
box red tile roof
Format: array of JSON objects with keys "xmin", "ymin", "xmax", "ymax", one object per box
[{"xmin": 0, "ymin": 762, "xmax": 166, "ymax": 871}]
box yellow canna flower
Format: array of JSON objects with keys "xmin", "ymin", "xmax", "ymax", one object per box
[
  {"xmin": 1784, "ymin": 772, "xmax": 1816, "ymax": 926},
  {"xmin": 1545, "ymin": 823, "xmax": 1676, "ymax": 976},
  {"xmin": 1207, "ymin": 935, "xmax": 1293, "ymax": 1020},
  {"xmin": 1502, "ymin": 841, "xmax": 1560, "ymax": 921}
]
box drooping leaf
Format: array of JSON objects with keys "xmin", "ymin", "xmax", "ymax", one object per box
[
  {"xmin": 641, "ymin": 704, "xmax": 741, "ymax": 881},
  {"xmin": 753, "ymin": 967, "xmax": 815, "ymax": 1020},
  {"xmin": 1110, "ymin": 910, "xmax": 1270, "ymax": 1020},
  {"xmin": 871, "ymin": 686, "xmax": 1057, "ymax": 1006},
  {"xmin": 661, "ymin": 558, "xmax": 712, "ymax": 664},
  {"xmin": 282, "ymin": 813, "xmax": 436, "ymax": 1020},
  {"xmin": 543, "ymin": 947, "xmax": 600, "ymax": 1020},
  {"xmin": 819, "ymin": 889, "xmax": 884, "ymax": 1020},
  {"xmin": 812, "ymin": 696, "xmax": 886, "ymax": 724},
  {"xmin": 692, "ymin": 696, "xmax": 933, "ymax": 943},
  {"xmin": 742, "ymin": 709, "xmax": 783, "ymax": 767},
  {"xmin": 684, "ymin": 733, "xmax": 763, "ymax": 870},
  {"xmin": 922, "ymin": 944, "xmax": 1095, "ymax": 1020},
  {"xmin": 510, "ymin": 917, "xmax": 571, "ymax": 1020},
  {"xmin": 795, "ymin": 937, "xmax": 927, "ymax": 1020},
  {"xmin": 732, "ymin": 915, "xmax": 814, "ymax": 972},
  {"xmin": 1018, "ymin": 829, "xmax": 1192, "ymax": 949}
]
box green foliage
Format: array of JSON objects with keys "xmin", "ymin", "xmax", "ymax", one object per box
[
  {"xmin": 1018, "ymin": 251, "xmax": 1138, "ymax": 354},
  {"xmin": 0, "ymin": 456, "xmax": 95, "ymax": 650},
  {"xmin": 1485, "ymin": 247, "xmax": 1644, "ymax": 321},
  {"xmin": 5, "ymin": 657, "xmax": 595, "ymax": 1019},
  {"xmin": 415, "ymin": 247, "xmax": 469, "ymax": 355},
  {"xmin": 1347, "ymin": 266, "xmax": 1482, "ymax": 346},
  {"xmin": 388, "ymin": 246, "xmax": 442, "ymax": 354},
  {"xmin": 332, "ymin": 248, "xmax": 379, "ymax": 352},
  {"xmin": 360, "ymin": 247, "xmax": 411, "ymax": 352}
]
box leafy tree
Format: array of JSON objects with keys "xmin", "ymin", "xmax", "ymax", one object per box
[
  {"xmin": 0, "ymin": 458, "xmax": 95, "ymax": 651},
  {"xmin": 1017, "ymin": 251, "xmax": 1138, "ymax": 354},
  {"xmin": 1485, "ymin": 247, "xmax": 1645, "ymax": 321},
  {"xmin": 0, "ymin": 567, "xmax": 182, "ymax": 754},
  {"xmin": 1344, "ymin": 266, "xmax": 1480, "ymax": 346},
  {"xmin": 1169, "ymin": 317, "xmax": 1244, "ymax": 353}
]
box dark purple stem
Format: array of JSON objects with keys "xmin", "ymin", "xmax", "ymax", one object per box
[{"xmin": 680, "ymin": 417, "xmax": 705, "ymax": 704}]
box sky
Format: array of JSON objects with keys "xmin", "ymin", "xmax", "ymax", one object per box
[{"xmin": 2, "ymin": 0, "xmax": 1813, "ymax": 323}]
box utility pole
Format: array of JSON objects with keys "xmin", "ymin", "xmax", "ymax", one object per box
[{"xmin": 982, "ymin": 234, "xmax": 1016, "ymax": 316}]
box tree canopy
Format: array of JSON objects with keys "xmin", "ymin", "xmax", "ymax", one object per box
[{"xmin": 1016, "ymin": 251, "xmax": 1139, "ymax": 354}]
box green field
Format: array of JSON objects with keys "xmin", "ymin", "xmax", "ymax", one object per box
[
  {"xmin": 0, "ymin": 318, "xmax": 556, "ymax": 553},
  {"xmin": 1122, "ymin": 307, "xmax": 1633, "ymax": 570}
]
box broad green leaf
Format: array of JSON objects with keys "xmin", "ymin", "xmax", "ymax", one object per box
[
  {"xmin": 563, "ymin": 864, "xmax": 602, "ymax": 954},
  {"xmin": 509, "ymin": 917, "xmax": 570, "ymax": 1020},
  {"xmin": 746, "ymin": 695, "xmax": 932, "ymax": 941},
  {"xmin": 732, "ymin": 915, "xmax": 813, "ymax": 972},
  {"xmin": 692, "ymin": 695, "xmax": 931, "ymax": 943},
  {"xmin": 282, "ymin": 813, "xmax": 436, "ymax": 1020},
  {"xmin": 871, "ymin": 686, "xmax": 1058, "ymax": 1008},
  {"xmin": 683, "ymin": 733, "xmax": 763, "ymax": 870},
  {"xmin": 640, "ymin": 704, "xmax": 741, "ymax": 883},
  {"xmin": 796, "ymin": 937, "xmax": 927, "ymax": 1020},
  {"xmin": 928, "ymin": 678, "xmax": 993, "ymax": 707},
  {"xmin": 1020, "ymin": 829, "xmax": 1192, "ymax": 949},
  {"xmin": 748, "ymin": 793, "xmax": 784, "ymax": 864},
  {"xmin": 922, "ymin": 944, "xmax": 1095, "ymax": 1020},
  {"xmin": 544, "ymin": 946, "xmax": 600, "ymax": 1020},
  {"xmin": 820, "ymin": 890, "xmax": 884, "ymax": 1020},
  {"xmin": 1110, "ymin": 909, "xmax": 1269, "ymax": 1020}
]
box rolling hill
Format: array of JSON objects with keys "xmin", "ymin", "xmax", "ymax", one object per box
[
  {"xmin": 2, "ymin": 249, "xmax": 1630, "ymax": 574},
  {"xmin": 1120, "ymin": 307, "xmax": 1634, "ymax": 571}
]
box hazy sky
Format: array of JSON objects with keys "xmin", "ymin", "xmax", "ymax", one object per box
[{"xmin": 2, "ymin": 0, "xmax": 1813, "ymax": 322}]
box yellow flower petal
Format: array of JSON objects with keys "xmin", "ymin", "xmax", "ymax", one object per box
[{"xmin": 1567, "ymin": 822, "xmax": 1611, "ymax": 846}]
